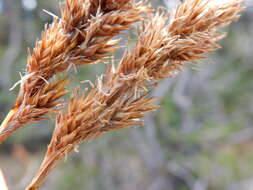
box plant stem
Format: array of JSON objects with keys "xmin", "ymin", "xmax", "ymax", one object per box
[{"xmin": 0, "ymin": 108, "xmax": 18, "ymax": 143}]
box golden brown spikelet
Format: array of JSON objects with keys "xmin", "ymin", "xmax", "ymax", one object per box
[
  {"xmin": 28, "ymin": 0, "xmax": 148, "ymax": 77},
  {"xmin": 0, "ymin": 0, "xmax": 148, "ymax": 143},
  {"xmin": 0, "ymin": 78, "xmax": 69, "ymax": 142},
  {"xmin": 166, "ymin": 0, "xmax": 245, "ymax": 62},
  {"xmin": 119, "ymin": 0, "xmax": 245, "ymax": 79},
  {"xmin": 90, "ymin": 0, "xmax": 131, "ymax": 12},
  {"xmin": 26, "ymin": 1, "xmax": 245, "ymax": 189},
  {"xmin": 26, "ymin": 72, "xmax": 158, "ymax": 190}
]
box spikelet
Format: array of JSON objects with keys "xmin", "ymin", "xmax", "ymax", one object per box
[
  {"xmin": 26, "ymin": 0, "xmax": 245, "ymax": 189},
  {"xmin": 119, "ymin": 0, "xmax": 245, "ymax": 79},
  {"xmin": 0, "ymin": 78, "xmax": 69, "ymax": 142},
  {"xmin": 0, "ymin": 0, "xmax": 148, "ymax": 143},
  {"xmin": 27, "ymin": 0, "xmax": 148, "ymax": 76}
]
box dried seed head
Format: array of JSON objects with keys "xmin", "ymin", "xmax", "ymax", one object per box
[
  {"xmin": 0, "ymin": 78, "xmax": 69, "ymax": 142},
  {"xmin": 119, "ymin": 0, "xmax": 245, "ymax": 79},
  {"xmin": 0, "ymin": 0, "xmax": 148, "ymax": 143},
  {"xmin": 27, "ymin": 0, "xmax": 245, "ymax": 189}
]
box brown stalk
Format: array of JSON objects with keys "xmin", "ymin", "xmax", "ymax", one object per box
[
  {"xmin": 0, "ymin": 0, "xmax": 149, "ymax": 143},
  {"xmin": 26, "ymin": 0, "xmax": 245, "ymax": 189}
]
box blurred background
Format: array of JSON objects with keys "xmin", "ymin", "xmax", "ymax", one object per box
[{"xmin": 0, "ymin": 0, "xmax": 253, "ymax": 189}]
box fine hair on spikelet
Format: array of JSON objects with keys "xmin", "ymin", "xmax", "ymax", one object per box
[
  {"xmin": 25, "ymin": 0, "xmax": 245, "ymax": 189},
  {"xmin": 0, "ymin": 0, "xmax": 149, "ymax": 143}
]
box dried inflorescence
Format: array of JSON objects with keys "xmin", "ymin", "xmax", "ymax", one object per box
[
  {"xmin": 27, "ymin": 0, "xmax": 148, "ymax": 76},
  {"xmin": 0, "ymin": 78, "xmax": 69, "ymax": 142},
  {"xmin": 0, "ymin": 0, "xmax": 148, "ymax": 142},
  {"xmin": 26, "ymin": 0, "xmax": 245, "ymax": 189},
  {"xmin": 119, "ymin": 0, "xmax": 245, "ymax": 79},
  {"xmin": 167, "ymin": 0, "xmax": 244, "ymax": 62}
]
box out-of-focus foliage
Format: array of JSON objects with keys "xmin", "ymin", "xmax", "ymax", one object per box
[{"xmin": 0, "ymin": 0, "xmax": 252, "ymax": 190}]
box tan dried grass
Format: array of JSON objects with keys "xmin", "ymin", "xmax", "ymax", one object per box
[
  {"xmin": 0, "ymin": 0, "xmax": 148, "ymax": 143},
  {"xmin": 26, "ymin": 0, "xmax": 245, "ymax": 189}
]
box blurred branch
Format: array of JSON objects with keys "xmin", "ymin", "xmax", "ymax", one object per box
[
  {"xmin": 0, "ymin": 0, "xmax": 22, "ymax": 90},
  {"xmin": 172, "ymin": 70, "xmax": 194, "ymax": 132},
  {"xmin": 132, "ymin": 78, "xmax": 175, "ymax": 190},
  {"xmin": 15, "ymin": 162, "xmax": 41, "ymax": 190},
  {"xmin": 167, "ymin": 162, "xmax": 208, "ymax": 190}
]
